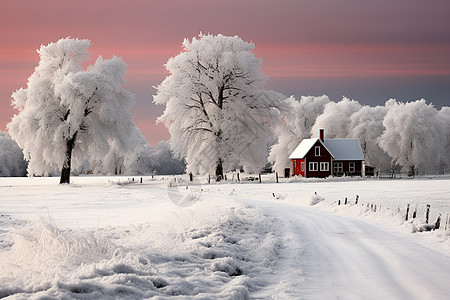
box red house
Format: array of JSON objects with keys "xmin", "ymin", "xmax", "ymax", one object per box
[{"xmin": 289, "ymin": 129, "xmax": 364, "ymax": 178}]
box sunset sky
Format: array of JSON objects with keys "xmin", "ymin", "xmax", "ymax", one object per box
[{"xmin": 1, "ymin": 0, "xmax": 449, "ymax": 146}]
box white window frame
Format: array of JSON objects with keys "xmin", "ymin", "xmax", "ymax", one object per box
[
  {"xmin": 320, "ymin": 162, "xmax": 329, "ymax": 172},
  {"xmin": 315, "ymin": 146, "xmax": 321, "ymax": 156},
  {"xmin": 309, "ymin": 162, "xmax": 318, "ymax": 172},
  {"xmin": 301, "ymin": 161, "xmax": 304, "ymax": 172},
  {"xmin": 334, "ymin": 162, "xmax": 343, "ymax": 173},
  {"xmin": 349, "ymin": 162, "xmax": 356, "ymax": 173}
]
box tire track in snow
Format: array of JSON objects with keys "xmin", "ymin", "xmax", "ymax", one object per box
[{"xmin": 242, "ymin": 200, "xmax": 450, "ymax": 300}]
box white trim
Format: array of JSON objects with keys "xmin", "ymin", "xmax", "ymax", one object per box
[
  {"xmin": 320, "ymin": 161, "xmax": 329, "ymax": 172},
  {"xmin": 309, "ymin": 162, "xmax": 318, "ymax": 172},
  {"xmin": 349, "ymin": 162, "xmax": 356, "ymax": 173},
  {"xmin": 315, "ymin": 146, "xmax": 320, "ymax": 156},
  {"xmin": 304, "ymin": 158, "xmax": 307, "ymax": 177}
]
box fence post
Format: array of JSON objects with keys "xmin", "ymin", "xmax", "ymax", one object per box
[
  {"xmin": 405, "ymin": 204, "xmax": 410, "ymax": 221},
  {"xmin": 435, "ymin": 213, "xmax": 441, "ymax": 230},
  {"xmin": 237, "ymin": 173, "xmax": 240, "ymax": 182},
  {"xmin": 140, "ymin": 177, "xmax": 143, "ymax": 184},
  {"xmin": 445, "ymin": 213, "xmax": 450, "ymax": 231},
  {"xmin": 338, "ymin": 200, "xmax": 341, "ymax": 205},
  {"xmin": 345, "ymin": 197, "xmax": 348, "ymax": 205},
  {"xmin": 259, "ymin": 174, "xmax": 261, "ymax": 183},
  {"xmin": 426, "ymin": 204, "xmax": 430, "ymax": 224},
  {"xmin": 355, "ymin": 195, "xmax": 359, "ymax": 205},
  {"xmin": 276, "ymin": 172, "xmax": 279, "ymax": 183},
  {"xmin": 412, "ymin": 205, "xmax": 417, "ymax": 219}
]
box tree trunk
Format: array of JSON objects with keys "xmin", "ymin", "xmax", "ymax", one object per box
[
  {"xmin": 215, "ymin": 159, "xmax": 223, "ymax": 181},
  {"xmin": 60, "ymin": 133, "xmax": 77, "ymax": 184}
]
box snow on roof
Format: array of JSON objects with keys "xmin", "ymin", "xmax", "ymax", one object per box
[
  {"xmin": 323, "ymin": 139, "xmax": 364, "ymax": 161},
  {"xmin": 289, "ymin": 138, "xmax": 364, "ymax": 161},
  {"xmin": 289, "ymin": 138, "xmax": 321, "ymax": 159}
]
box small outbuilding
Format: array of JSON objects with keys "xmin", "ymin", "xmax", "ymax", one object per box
[{"xmin": 288, "ymin": 129, "xmax": 365, "ymax": 178}]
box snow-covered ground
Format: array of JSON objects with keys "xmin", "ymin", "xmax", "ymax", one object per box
[{"xmin": 1, "ymin": 175, "xmax": 450, "ymax": 299}]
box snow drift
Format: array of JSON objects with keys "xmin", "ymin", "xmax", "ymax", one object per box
[{"xmin": 0, "ymin": 196, "xmax": 281, "ymax": 299}]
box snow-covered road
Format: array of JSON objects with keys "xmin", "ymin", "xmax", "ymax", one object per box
[{"xmin": 243, "ymin": 199, "xmax": 450, "ymax": 300}]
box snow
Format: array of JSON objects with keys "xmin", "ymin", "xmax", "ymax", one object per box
[
  {"xmin": 1, "ymin": 175, "xmax": 450, "ymax": 299},
  {"xmin": 288, "ymin": 138, "xmax": 320, "ymax": 159}
]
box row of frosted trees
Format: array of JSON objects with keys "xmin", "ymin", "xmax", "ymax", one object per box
[
  {"xmin": 4, "ymin": 34, "xmax": 450, "ymax": 182},
  {"xmin": 154, "ymin": 34, "xmax": 450, "ymax": 179},
  {"xmin": 269, "ymin": 96, "xmax": 450, "ymax": 175},
  {"xmin": 0, "ymin": 131, "xmax": 184, "ymax": 178}
]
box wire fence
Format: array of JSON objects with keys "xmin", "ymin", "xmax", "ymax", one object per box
[{"xmin": 335, "ymin": 194, "xmax": 450, "ymax": 233}]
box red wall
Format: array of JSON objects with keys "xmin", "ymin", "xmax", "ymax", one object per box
[
  {"xmin": 292, "ymin": 140, "xmax": 333, "ymax": 178},
  {"xmin": 292, "ymin": 158, "xmax": 305, "ymax": 177}
]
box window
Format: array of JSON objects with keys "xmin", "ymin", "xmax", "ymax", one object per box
[
  {"xmin": 301, "ymin": 162, "xmax": 304, "ymax": 172},
  {"xmin": 315, "ymin": 146, "xmax": 320, "ymax": 156},
  {"xmin": 309, "ymin": 162, "xmax": 318, "ymax": 171},
  {"xmin": 334, "ymin": 162, "xmax": 343, "ymax": 173},
  {"xmin": 320, "ymin": 162, "xmax": 329, "ymax": 171},
  {"xmin": 349, "ymin": 162, "xmax": 356, "ymax": 173}
]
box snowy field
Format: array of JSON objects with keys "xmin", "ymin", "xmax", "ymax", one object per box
[{"xmin": 1, "ymin": 175, "xmax": 450, "ymax": 299}]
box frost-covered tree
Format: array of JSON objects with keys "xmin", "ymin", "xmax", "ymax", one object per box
[
  {"xmin": 348, "ymin": 105, "xmax": 391, "ymax": 170},
  {"xmin": 154, "ymin": 33, "xmax": 285, "ymax": 179},
  {"xmin": 0, "ymin": 131, "xmax": 27, "ymax": 177},
  {"xmin": 151, "ymin": 141, "xmax": 186, "ymax": 175},
  {"xmin": 92, "ymin": 140, "xmax": 126, "ymax": 175},
  {"xmin": 437, "ymin": 107, "xmax": 450, "ymax": 167},
  {"xmin": 311, "ymin": 97, "xmax": 362, "ymax": 138},
  {"xmin": 7, "ymin": 38, "xmax": 140, "ymax": 183},
  {"xmin": 269, "ymin": 95, "xmax": 330, "ymax": 174},
  {"xmin": 123, "ymin": 140, "xmax": 185, "ymax": 175},
  {"xmin": 379, "ymin": 99, "xmax": 443, "ymax": 173},
  {"xmin": 123, "ymin": 143, "xmax": 157, "ymax": 175}
]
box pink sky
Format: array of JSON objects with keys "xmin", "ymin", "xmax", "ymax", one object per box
[{"xmin": 1, "ymin": 0, "xmax": 449, "ymax": 146}]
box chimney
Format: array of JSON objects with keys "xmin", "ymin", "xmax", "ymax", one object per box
[{"xmin": 319, "ymin": 128, "xmax": 324, "ymax": 142}]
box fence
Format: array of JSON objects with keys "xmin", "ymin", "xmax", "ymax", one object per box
[
  {"xmin": 335, "ymin": 194, "xmax": 450, "ymax": 233},
  {"xmin": 378, "ymin": 165, "xmax": 450, "ymax": 179}
]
